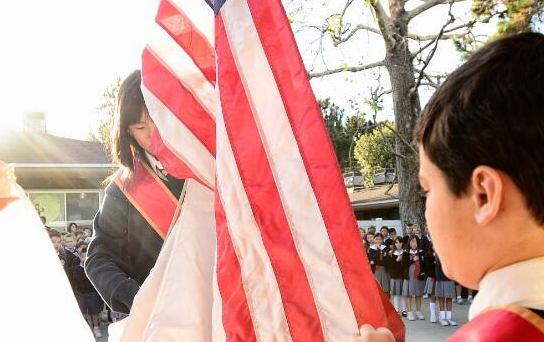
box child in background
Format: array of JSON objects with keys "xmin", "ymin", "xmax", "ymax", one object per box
[
  {"xmin": 386, "ymin": 237, "xmax": 408, "ymax": 315},
  {"xmin": 402, "ymin": 236, "xmax": 426, "ymax": 321},
  {"xmin": 49, "ymin": 230, "xmax": 66, "ymax": 267},
  {"xmin": 434, "ymin": 253, "xmax": 457, "ymax": 326},
  {"xmin": 368, "ymin": 233, "xmax": 390, "ymax": 296},
  {"xmin": 72, "ymin": 247, "xmax": 104, "ymax": 338},
  {"xmin": 423, "ymin": 242, "xmax": 438, "ymax": 323},
  {"xmin": 365, "ymin": 232, "xmax": 374, "ymax": 253},
  {"xmin": 82, "ymin": 227, "xmax": 93, "ymax": 244}
]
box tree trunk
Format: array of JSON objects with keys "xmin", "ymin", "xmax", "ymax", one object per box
[{"xmin": 385, "ymin": 1, "xmax": 426, "ymax": 233}]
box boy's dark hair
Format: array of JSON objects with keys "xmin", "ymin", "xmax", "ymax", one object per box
[
  {"xmin": 380, "ymin": 226, "xmax": 389, "ymax": 231},
  {"xmin": 49, "ymin": 230, "xmax": 61, "ymax": 239},
  {"xmin": 374, "ymin": 233, "xmax": 384, "ymax": 239},
  {"xmin": 75, "ymin": 241, "xmax": 87, "ymax": 249},
  {"xmin": 388, "ymin": 228, "xmax": 397, "ymax": 234},
  {"xmin": 418, "ymin": 32, "xmax": 544, "ymax": 224},
  {"xmin": 80, "ymin": 246, "xmax": 87, "ymax": 254},
  {"xmin": 83, "ymin": 227, "xmax": 92, "ymax": 232}
]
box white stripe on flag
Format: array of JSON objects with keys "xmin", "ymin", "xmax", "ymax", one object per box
[
  {"xmin": 221, "ymin": 1, "xmax": 359, "ymax": 341},
  {"xmin": 216, "ymin": 91, "xmax": 293, "ymax": 342},
  {"xmin": 212, "ymin": 258, "xmax": 226, "ymax": 342},
  {"xmin": 142, "ymin": 84, "xmax": 216, "ymax": 188},
  {"xmin": 148, "ymin": 25, "xmax": 216, "ymax": 119},
  {"xmin": 168, "ymin": 0, "xmax": 214, "ymax": 46}
]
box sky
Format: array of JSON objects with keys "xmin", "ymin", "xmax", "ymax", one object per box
[
  {"xmin": 0, "ymin": 0, "xmax": 160, "ymax": 139},
  {"xmin": 0, "ymin": 0, "xmax": 491, "ymax": 140}
]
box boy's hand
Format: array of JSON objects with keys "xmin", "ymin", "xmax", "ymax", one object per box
[{"xmin": 350, "ymin": 325, "xmax": 395, "ymax": 342}]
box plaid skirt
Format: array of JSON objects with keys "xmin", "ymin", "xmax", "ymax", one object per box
[
  {"xmin": 434, "ymin": 280, "xmax": 456, "ymax": 299},
  {"xmin": 390, "ymin": 278, "xmax": 404, "ymax": 296},
  {"xmin": 374, "ymin": 266, "xmax": 390, "ymax": 292}
]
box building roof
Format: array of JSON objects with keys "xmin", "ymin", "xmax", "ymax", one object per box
[
  {"xmin": 349, "ymin": 184, "xmax": 399, "ymax": 209},
  {"xmin": 0, "ymin": 130, "xmax": 116, "ymax": 189},
  {"xmin": 0, "ymin": 130, "xmax": 111, "ymax": 165}
]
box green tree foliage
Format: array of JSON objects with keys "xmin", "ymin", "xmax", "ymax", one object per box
[
  {"xmin": 473, "ymin": 0, "xmax": 544, "ymax": 36},
  {"xmin": 353, "ymin": 124, "xmax": 395, "ymax": 187},
  {"xmin": 88, "ymin": 77, "xmax": 122, "ymax": 151},
  {"xmin": 320, "ymin": 98, "xmax": 370, "ymax": 170}
]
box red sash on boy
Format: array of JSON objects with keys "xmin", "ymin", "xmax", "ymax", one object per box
[
  {"xmin": 114, "ymin": 159, "xmax": 178, "ymax": 240},
  {"xmin": 446, "ymin": 305, "xmax": 544, "ymax": 342}
]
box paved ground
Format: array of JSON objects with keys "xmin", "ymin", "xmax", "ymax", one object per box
[
  {"xmin": 92, "ymin": 298, "xmax": 471, "ymax": 342},
  {"xmin": 404, "ymin": 298, "xmax": 470, "ymax": 342}
]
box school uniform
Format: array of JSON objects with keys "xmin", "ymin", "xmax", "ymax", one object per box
[
  {"xmin": 419, "ymin": 234, "xmax": 431, "ymax": 253},
  {"xmin": 368, "ymin": 244, "xmax": 390, "ymax": 292},
  {"xmin": 402, "ymin": 249, "xmax": 426, "ymax": 296},
  {"xmin": 86, "ymin": 157, "xmax": 184, "ymax": 314},
  {"xmin": 423, "ymin": 250, "xmax": 437, "ymax": 295},
  {"xmin": 434, "ymin": 253, "xmax": 456, "ymax": 299},
  {"xmin": 446, "ymin": 256, "xmax": 544, "ymax": 341},
  {"xmin": 387, "ymin": 250, "xmax": 408, "ymax": 296}
]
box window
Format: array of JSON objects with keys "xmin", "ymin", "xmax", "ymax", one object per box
[
  {"xmin": 66, "ymin": 192, "xmax": 99, "ymax": 222},
  {"xmin": 28, "ymin": 190, "xmax": 102, "ymax": 231},
  {"xmin": 29, "ymin": 193, "xmax": 65, "ymax": 227}
]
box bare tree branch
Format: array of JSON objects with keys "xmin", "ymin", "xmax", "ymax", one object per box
[
  {"xmin": 309, "ymin": 60, "xmax": 386, "ymax": 78},
  {"xmin": 382, "ymin": 122, "xmax": 419, "ymax": 156},
  {"xmin": 407, "ymin": 0, "xmax": 467, "ymax": 22},
  {"xmin": 333, "ymin": 24, "xmax": 382, "ymax": 46},
  {"xmin": 368, "ymin": 0, "xmax": 395, "ymax": 51},
  {"xmin": 412, "ymin": 0, "xmax": 456, "ymax": 91}
]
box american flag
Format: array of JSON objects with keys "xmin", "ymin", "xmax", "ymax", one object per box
[{"xmin": 133, "ymin": 0, "xmax": 405, "ymax": 341}]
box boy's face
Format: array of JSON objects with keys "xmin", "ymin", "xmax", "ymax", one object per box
[
  {"xmin": 380, "ymin": 228, "xmax": 388, "ymax": 236},
  {"xmin": 64, "ymin": 236, "xmax": 76, "ymax": 249},
  {"xmin": 419, "ymin": 146, "xmax": 480, "ymax": 288},
  {"xmin": 413, "ymin": 224, "xmax": 421, "ymax": 235},
  {"xmin": 374, "ymin": 236, "xmax": 383, "ymax": 246},
  {"xmin": 50, "ymin": 236, "xmax": 62, "ymax": 253},
  {"xmin": 390, "ymin": 231, "xmax": 397, "ymax": 239},
  {"xmin": 83, "ymin": 229, "xmax": 92, "ymax": 238}
]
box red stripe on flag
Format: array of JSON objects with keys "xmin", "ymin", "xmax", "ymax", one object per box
[
  {"xmin": 150, "ymin": 129, "xmax": 213, "ymax": 191},
  {"xmin": 216, "ymin": 16, "xmax": 325, "ymax": 342},
  {"xmin": 245, "ymin": 0, "xmax": 402, "ymax": 333},
  {"xmin": 142, "ymin": 47, "xmax": 216, "ymax": 157},
  {"xmin": 215, "ymin": 190, "xmax": 258, "ymax": 342},
  {"xmin": 155, "ymin": 0, "xmax": 216, "ymax": 85}
]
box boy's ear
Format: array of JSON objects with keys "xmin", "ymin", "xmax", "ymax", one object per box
[{"xmin": 470, "ymin": 166, "xmax": 503, "ymax": 225}]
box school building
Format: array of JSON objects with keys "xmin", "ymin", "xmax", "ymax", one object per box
[
  {"xmin": 348, "ymin": 184, "xmax": 402, "ymax": 232},
  {"xmin": 0, "ymin": 114, "xmax": 115, "ymax": 231}
]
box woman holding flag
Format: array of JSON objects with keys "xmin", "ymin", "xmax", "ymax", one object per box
[{"xmin": 85, "ymin": 70, "xmax": 185, "ymax": 315}]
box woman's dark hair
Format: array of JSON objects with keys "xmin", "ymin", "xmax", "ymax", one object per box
[
  {"xmin": 68, "ymin": 222, "xmax": 78, "ymax": 233},
  {"xmin": 393, "ymin": 236, "xmax": 404, "ymax": 250},
  {"xmin": 417, "ymin": 32, "xmax": 544, "ymax": 224},
  {"xmin": 408, "ymin": 236, "xmax": 420, "ymax": 250},
  {"xmin": 111, "ymin": 70, "xmax": 147, "ymax": 178}
]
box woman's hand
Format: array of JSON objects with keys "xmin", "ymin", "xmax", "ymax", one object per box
[{"xmin": 350, "ymin": 325, "xmax": 395, "ymax": 342}]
